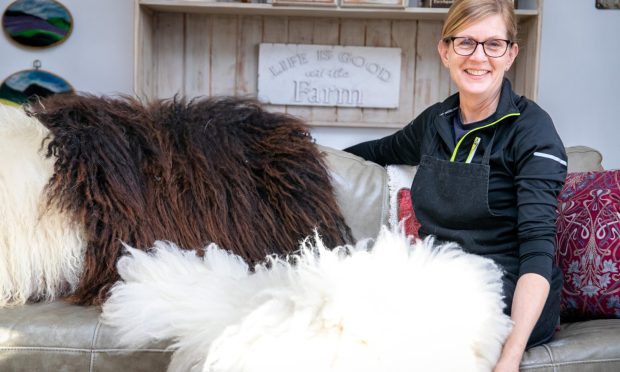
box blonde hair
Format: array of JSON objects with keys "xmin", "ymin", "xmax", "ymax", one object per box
[{"xmin": 441, "ymin": 0, "xmax": 517, "ymax": 42}]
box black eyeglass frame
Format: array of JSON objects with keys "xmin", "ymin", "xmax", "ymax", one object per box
[{"xmin": 444, "ymin": 36, "xmax": 513, "ymax": 58}]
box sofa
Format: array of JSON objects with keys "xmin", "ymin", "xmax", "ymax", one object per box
[{"xmin": 0, "ymin": 145, "xmax": 618, "ymax": 371}]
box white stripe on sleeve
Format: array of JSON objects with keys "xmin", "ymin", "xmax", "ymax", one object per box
[{"xmin": 533, "ymin": 152, "xmax": 567, "ymax": 166}]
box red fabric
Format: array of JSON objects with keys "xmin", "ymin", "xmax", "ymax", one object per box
[
  {"xmin": 397, "ymin": 188, "xmax": 421, "ymax": 239},
  {"xmin": 555, "ymin": 170, "xmax": 620, "ymax": 320}
]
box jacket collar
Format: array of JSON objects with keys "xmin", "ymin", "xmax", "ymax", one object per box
[
  {"xmin": 434, "ymin": 78, "xmax": 521, "ymax": 148},
  {"xmin": 438, "ymin": 78, "xmax": 520, "ymax": 119}
]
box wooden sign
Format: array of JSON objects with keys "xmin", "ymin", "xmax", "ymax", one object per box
[{"xmin": 258, "ymin": 43, "xmax": 402, "ymax": 108}]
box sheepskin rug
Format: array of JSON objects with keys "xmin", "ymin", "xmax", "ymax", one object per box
[
  {"xmin": 0, "ymin": 104, "xmax": 85, "ymax": 307},
  {"xmin": 101, "ymin": 227, "xmax": 512, "ymax": 372},
  {"xmin": 27, "ymin": 94, "xmax": 352, "ymax": 305}
]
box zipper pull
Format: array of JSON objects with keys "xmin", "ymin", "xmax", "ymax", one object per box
[{"xmin": 465, "ymin": 137, "xmax": 481, "ymax": 164}]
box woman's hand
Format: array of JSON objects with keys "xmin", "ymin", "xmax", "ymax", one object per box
[
  {"xmin": 493, "ymin": 273, "xmax": 550, "ymax": 372},
  {"xmin": 493, "ymin": 349, "xmax": 522, "ymax": 372}
]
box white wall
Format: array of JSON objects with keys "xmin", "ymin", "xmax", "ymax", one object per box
[
  {"xmin": 538, "ymin": 0, "xmax": 620, "ymax": 169},
  {"xmin": 2, "ymin": 0, "xmax": 618, "ymax": 168},
  {"xmin": 0, "ymin": 0, "xmax": 134, "ymax": 96}
]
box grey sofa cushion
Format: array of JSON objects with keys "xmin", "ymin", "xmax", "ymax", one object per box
[
  {"xmin": 320, "ymin": 144, "xmax": 389, "ymax": 241},
  {"xmin": 0, "ymin": 302, "xmax": 171, "ymax": 371},
  {"xmin": 521, "ymin": 319, "xmax": 620, "ymax": 371}
]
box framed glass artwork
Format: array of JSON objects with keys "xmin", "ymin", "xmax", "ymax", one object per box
[
  {"xmin": 0, "ymin": 61, "xmax": 74, "ymax": 106},
  {"xmin": 2, "ymin": 0, "xmax": 73, "ymax": 48},
  {"xmin": 596, "ymin": 0, "xmax": 620, "ymax": 9}
]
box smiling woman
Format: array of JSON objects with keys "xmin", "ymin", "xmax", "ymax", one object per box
[{"xmin": 343, "ymin": 0, "xmax": 568, "ymax": 370}]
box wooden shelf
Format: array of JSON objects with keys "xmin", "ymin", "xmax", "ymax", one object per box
[
  {"xmin": 135, "ymin": 0, "xmax": 543, "ymax": 128},
  {"xmin": 139, "ymin": 0, "xmax": 538, "ymax": 21}
]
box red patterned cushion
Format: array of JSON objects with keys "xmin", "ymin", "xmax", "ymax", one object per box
[
  {"xmin": 555, "ymin": 170, "xmax": 620, "ymax": 320},
  {"xmin": 397, "ymin": 188, "xmax": 421, "ymax": 239}
]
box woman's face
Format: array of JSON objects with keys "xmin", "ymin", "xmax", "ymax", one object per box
[{"xmin": 438, "ymin": 14, "xmax": 518, "ymax": 100}]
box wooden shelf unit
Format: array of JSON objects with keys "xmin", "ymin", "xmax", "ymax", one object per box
[{"xmin": 135, "ymin": 0, "xmax": 543, "ymax": 128}]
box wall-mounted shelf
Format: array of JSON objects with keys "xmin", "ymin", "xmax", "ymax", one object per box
[
  {"xmin": 135, "ymin": 0, "xmax": 543, "ymax": 128},
  {"xmin": 139, "ymin": 1, "xmax": 538, "ymax": 21}
]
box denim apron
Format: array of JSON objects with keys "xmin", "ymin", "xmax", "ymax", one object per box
[{"xmin": 411, "ymin": 128, "xmax": 560, "ymax": 348}]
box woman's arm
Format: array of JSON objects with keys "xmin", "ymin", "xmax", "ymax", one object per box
[
  {"xmin": 343, "ymin": 105, "xmax": 436, "ymax": 166},
  {"xmin": 494, "ymin": 273, "xmax": 550, "ymax": 372}
]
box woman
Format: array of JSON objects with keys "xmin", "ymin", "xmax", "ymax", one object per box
[{"xmin": 344, "ymin": 0, "xmax": 566, "ymax": 370}]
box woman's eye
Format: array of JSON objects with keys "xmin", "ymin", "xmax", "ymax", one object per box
[
  {"xmin": 486, "ymin": 40, "xmax": 503, "ymax": 49},
  {"xmin": 459, "ymin": 38, "xmax": 476, "ymax": 47}
]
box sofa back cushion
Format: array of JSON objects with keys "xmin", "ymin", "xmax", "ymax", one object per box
[
  {"xmin": 555, "ymin": 169, "xmax": 620, "ymax": 321},
  {"xmin": 320, "ymin": 145, "xmax": 389, "ymax": 241},
  {"xmin": 566, "ymin": 146, "xmax": 604, "ymax": 173}
]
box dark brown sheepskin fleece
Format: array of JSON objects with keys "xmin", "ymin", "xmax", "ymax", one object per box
[{"xmin": 29, "ymin": 94, "xmax": 353, "ymax": 305}]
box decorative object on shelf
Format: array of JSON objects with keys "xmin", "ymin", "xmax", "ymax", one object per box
[
  {"xmin": 0, "ymin": 59, "xmax": 74, "ymax": 106},
  {"xmin": 340, "ymin": 0, "xmax": 409, "ymax": 8},
  {"xmin": 2, "ymin": 0, "xmax": 72, "ymax": 48},
  {"xmin": 423, "ymin": 0, "xmax": 454, "ymax": 8},
  {"xmin": 272, "ymin": 0, "xmax": 337, "ymax": 6},
  {"xmin": 596, "ymin": 0, "xmax": 620, "ymax": 9},
  {"xmin": 341, "ymin": 0, "xmax": 407, "ymax": 8}
]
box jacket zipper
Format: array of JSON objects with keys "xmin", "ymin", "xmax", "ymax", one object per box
[{"xmin": 450, "ymin": 113, "xmax": 521, "ymax": 162}]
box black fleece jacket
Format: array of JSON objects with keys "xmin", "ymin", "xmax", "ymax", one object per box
[{"xmin": 345, "ymin": 79, "xmax": 567, "ymax": 284}]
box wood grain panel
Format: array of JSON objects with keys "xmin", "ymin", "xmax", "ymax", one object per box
[
  {"xmin": 185, "ymin": 14, "xmax": 212, "ymax": 97},
  {"xmin": 211, "ymin": 15, "xmax": 238, "ymax": 95},
  {"xmin": 413, "ymin": 20, "xmax": 443, "ymax": 118},
  {"xmin": 236, "ymin": 16, "xmax": 262, "ymax": 97},
  {"xmin": 135, "ymin": 5, "xmax": 155, "ymax": 99},
  {"xmin": 390, "ymin": 20, "xmax": 417, "ymax": 126},
  {"xmin": 363, "ymin": 19, "xmax": 392, "ymax": 124},
  {"xmin": 262, "ymin": 16, "xmax": 288, "ymax": 113},
  {"xmin": 154, "ymin": 13, "xmax": 184, "ymax": 98}
]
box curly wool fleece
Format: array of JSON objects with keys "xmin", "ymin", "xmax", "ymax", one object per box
[{"xmin": 101, "ymin": 227, "xmax": 512, "ymax": 372}]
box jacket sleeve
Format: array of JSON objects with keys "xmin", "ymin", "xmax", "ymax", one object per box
[
  {"xmin": 343, "ymin": 106, "xmax": 433, "ymax": 166},
  {"xmin": 513, "ymin": 105, "xmax": 567, "ymax": 282}
]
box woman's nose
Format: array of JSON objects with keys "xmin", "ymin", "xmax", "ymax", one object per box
[{"xmin": 469, "ymin": 44, "xmax": 488, "ymax": 61}]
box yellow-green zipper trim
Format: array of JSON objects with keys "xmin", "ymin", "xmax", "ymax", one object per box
[{"xmin": 450, "ymin": 113, "xmax": 521, "ymax": 162}]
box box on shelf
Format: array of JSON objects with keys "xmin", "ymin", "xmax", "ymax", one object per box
[
  {"xmin": 423, "ymin": 0, "xmax": 522, "ymax": 9},
  {"xmin": 423, "ymin": 0, "xmax": 453, "ymax": 7}
]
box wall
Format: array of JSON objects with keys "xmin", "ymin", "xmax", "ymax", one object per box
[
  {"xmin": 0, "ymin": 0, "xmax": 134, "ymax": 97},
  {"xmin": 537, "ymin": 0, "xmax": 620, "ymax": 169},
  {"xmin": 1, "ymin": 0, "xmax": 618, "ymax": 168}
]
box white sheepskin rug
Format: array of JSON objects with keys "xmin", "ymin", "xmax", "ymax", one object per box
[
  {"xmin": 101, "ymin": 227, "xmax": 512, "ymax": 372},
  {"xmin": 0, "ymin": 104, "xmax": 85, "ymax": 306}
]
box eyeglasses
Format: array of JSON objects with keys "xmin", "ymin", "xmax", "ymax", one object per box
[{"xmin": 445, "ymin": 37, "xmax": 513, "ymax": 58}]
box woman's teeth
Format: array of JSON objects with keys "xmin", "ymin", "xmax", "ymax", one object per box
[{"xmin": 466, "ymin": 69, "xmax": 488, "ymax": 76}]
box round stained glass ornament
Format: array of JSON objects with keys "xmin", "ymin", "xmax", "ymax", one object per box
[
  {"xmin": 2, "ymin": 0, "xmax": 73, "ymax": 48},
  {"xmin": 0, "ymin": 65, "xmax": 74, "ymax": 106}
]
